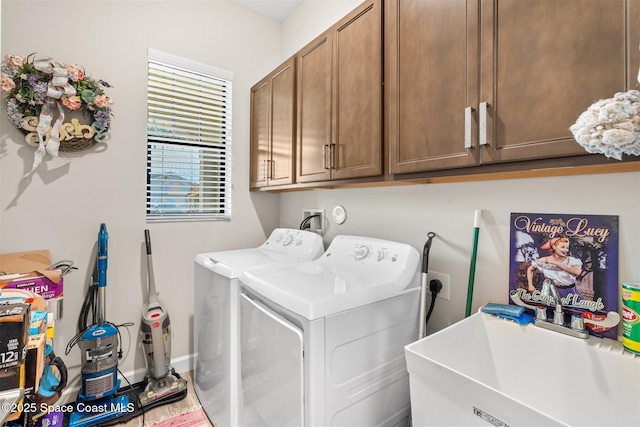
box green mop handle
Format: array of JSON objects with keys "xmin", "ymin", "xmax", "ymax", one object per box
[{"xmin": 465, "ymin": 210, "xmax": 481, "ymax": 317}]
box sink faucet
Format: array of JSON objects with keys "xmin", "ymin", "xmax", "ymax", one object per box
[
  {"xmin": 530, "ymin": 278, "xmax": 589, "ymax": 338},
  {"xmin": 541, "ymin": 278, "xmax": 564, "ymax": 325},
  {"xmin": 510, "ymin": 282, "xmax": 622, "ymax": 340}
]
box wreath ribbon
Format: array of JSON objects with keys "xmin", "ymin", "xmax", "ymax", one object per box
[{"xmin": 24, "ymin": 58, "xmax": 76, "ymax": 178}]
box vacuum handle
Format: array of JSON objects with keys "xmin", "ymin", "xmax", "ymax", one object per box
[
  {"xmin": 97, "ymin": 224, "xmax": 108, "ymax": 288},
  {"xmin": 422, "ymin": 232, "xmax": 435, "ymax": 274},
  {"xmin": 145, "ymin": 229, "xmax": 152, "ymax": 255},
  {"xmin": 145, "ymin": 229, "xmax": 159, "ymax": 301}
]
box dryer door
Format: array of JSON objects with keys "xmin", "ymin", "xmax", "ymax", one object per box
[{"xmin": 240, "ymin": 293, "xmax": 304, "ymax": 427}]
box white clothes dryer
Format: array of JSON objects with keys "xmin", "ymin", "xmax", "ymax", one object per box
[
  {"xmin": 193, "ymin": 228, "xmax": 324, "ymax": 427},
  {"xmin": 239, "ymin": 235, "xmax": 421, "ymax": 427}
]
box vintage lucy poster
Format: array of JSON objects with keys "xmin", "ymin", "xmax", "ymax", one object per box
[{"xmin": 509, "ymin": 213, "xmax": 619, "ymax": 339}]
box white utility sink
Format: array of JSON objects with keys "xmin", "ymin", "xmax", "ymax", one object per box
[{"xmin": 405, "ymin": 311, "xmax": 640, "ymax": 426}]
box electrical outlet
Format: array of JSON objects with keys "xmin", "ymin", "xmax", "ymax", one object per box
[
  {"xmin": 302, "ymin": 209, "xmax": 325, "ymax": 234},
  {"xmin": 429, "ymin": 271, "xmax": 450, "ymax": 300}
]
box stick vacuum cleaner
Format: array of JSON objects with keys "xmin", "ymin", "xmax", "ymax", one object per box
[
  {"xmin": 68, "ymin": 224, "xmax": 131, "ymax": 427},
  {"xmin": 138, "ymin": 229, "xmax": 187, "ymax": 407}
]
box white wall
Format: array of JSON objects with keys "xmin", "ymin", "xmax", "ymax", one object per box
[
  {"xmin": 0, "ymin": 0, "xmax": 283, "ymax": 382},
  {"xmin": 275, "ymin": 173, "xmax": 640, "ymax": 335},
  {"xmin": 282, "ymin": 0, "xmax": 361, "ymax": 59}
]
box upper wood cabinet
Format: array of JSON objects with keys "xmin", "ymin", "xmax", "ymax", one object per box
[
  {"xmin": 386, "ymin": 0, "xmax": 479, "ymax": 174},
  {"xmin": 296, "ymin": 0, "xmax": 382, "ymax": 184},
  {"xmin": 627, "ymin": 0, "xmax": 640, "ymax": 91},
  {"xmin": 480, "ymin": 0, "xmax": 631, "ymax": 164},
  {"xmin": 295, "ymin": 32, "xmax": 332, "ymax": 183},
  {"xmin": 387, "ymin": 0, "xmax": 636, "ymax": 174},
  {"xmin": 250, "ymin": 58, "xmax": 296, "ymax": 189}
]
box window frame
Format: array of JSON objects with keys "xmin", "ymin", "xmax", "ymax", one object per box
[{"xmin": 146, "ymin": 48, "xmax": 233, "ymax": 222}]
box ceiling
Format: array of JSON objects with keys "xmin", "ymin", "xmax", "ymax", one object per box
[{"xmin": 233, "ymin": 0, "xmax": 303, "ymax": 22}]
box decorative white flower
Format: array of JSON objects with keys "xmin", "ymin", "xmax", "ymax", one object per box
[{"xmin": 570, "ymin": 90, "xmax": 640, "ymax": 160}]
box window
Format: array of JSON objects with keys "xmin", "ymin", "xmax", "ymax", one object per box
[{"xmin": 146, "ymin": 49, "xmax": 232, "ymax": 222}]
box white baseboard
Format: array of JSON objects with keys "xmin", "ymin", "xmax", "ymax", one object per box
[{"xmin": 59, "ymin": 353, "xmax": 195, "ymax": 405}]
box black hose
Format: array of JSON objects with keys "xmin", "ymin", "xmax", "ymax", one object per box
[
  {"xmin": 420, "ymin": 233, "xmax": 438, "ymax": 336},
  {"xmin": 300, "ymin": 213, "xmax": 322, "ymax": 230},
  {"xmin": 77, "ymin": 279, "xmax": 97, "ymax": 332},
  {"xmin": 425, "ymin": 279, "xmax": 442, "ymax": 327}
]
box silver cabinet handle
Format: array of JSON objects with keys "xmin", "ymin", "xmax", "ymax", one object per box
[
  {"xmin": 464, "ymin": 106, "xmax": 475, "ymax": 149},
  {"xmin": 323, "ymin": 145, "xmax": 330, "ymax": 170},
  {"xmin": 329, "ymin": 143, "xmax": 336, "ymax": 169},
  {"xmin": 479, "ymin": 102, "xmax": 489, "ymax": 146},
  {"xmin": 267, "ymin": 160, "xmax": 273, "ymax": 179}
]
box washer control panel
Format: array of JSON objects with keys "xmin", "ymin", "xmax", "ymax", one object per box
[
  {"xmin": 322, "ymin": 236, "xmax": 414, "ymax": 268},
  {"xmin": 261, "ymin": 228, "xmax": 325, "ymax": 257},
  {"xmin": 320, "ymin": 235, "xmax": 419, "ymax": 289},
  {"xmin": 350, "ymin": 243, "xmax": 398, "ymax": 264}
]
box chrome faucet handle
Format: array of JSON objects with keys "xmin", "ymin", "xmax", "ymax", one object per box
[
  {"xmin": 511, "ymin": 291, "xmax": 550, "ymax": 322},
  {"xmin": 572, "ymin": 311, "xmax": 621, "ymax": 333},
  {"xmin": 535, "ymin": 306, "xmax": 548, "ymax": 321},
  {"xmin": 570, "ymin": 314, "xmax": 585, "ymax": 331}
]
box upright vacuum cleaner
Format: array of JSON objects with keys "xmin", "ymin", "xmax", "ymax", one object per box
[
  {"xmin": 68, "ymin": 224, "xmax": 131, "ymax": 427},
  {"xmin": 138, "ymin": 229, "xmax": 187, "ymax": 407}
]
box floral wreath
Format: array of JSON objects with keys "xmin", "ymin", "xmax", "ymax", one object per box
[{"xmin": 1, "ymin": 54, "xmax": 114, "ymax": 176}]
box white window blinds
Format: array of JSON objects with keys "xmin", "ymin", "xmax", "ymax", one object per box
[{"xmin": 146, "ymin": 49, "xmax": 233, "ymax": 222}]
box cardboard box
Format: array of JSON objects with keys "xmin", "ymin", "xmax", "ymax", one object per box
[
  {"xmin": 0, "ymin": 304, "xmax": 30, "ymax": 424},
  {"xmin": 30, "ymin": 311, "xmax": 48, "ymax": 336},
  {"xmin": 0, "ymin": 303, "xmax": 30, "ymax": 370},
  {"xmin": 1, "ymin": 275, "xmax": 63, "ymax": 300},
  {"xmin": 25, "ymin": 333, "xmax": 46, "ymax": 397},
  {"xmin": 0, "ymin": 364, "xmax": 24, "ymax": 390},
  {"xmin": 45, "ymin": 316, "xmax": 55, "ymax": 347},
  {"xmin": 0, "ymin": 250, "xmax": 64, "ymax": 319},
  {"xmin": 0, "ymin": 364, "xmax": 25, "ymax": 424},
  {"xmin": 0, "ymin": 250, "xmax": 54, "ymax": 276}
]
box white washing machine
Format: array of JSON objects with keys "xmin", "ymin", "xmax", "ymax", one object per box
[
  {"xmin": 239, "ymin": 235, "xmax": 421, "ymax": 427},
  {"xmin": 193, "ymin": 228, "xmax": 325, "ymax": 427}
]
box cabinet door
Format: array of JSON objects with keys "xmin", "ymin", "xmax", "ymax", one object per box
[
  {"xmin": 250, "ymin": 78, "xmax": 270, "ymax": 189},
  {"xmin": 387, "ymin": 0, "xmax": 480, "ymax": 174},
  {"xmin": 480, "ymin": 0, "xmax": 629, "ymax": 163},
  {"xmin": 628, "ymin": 0, "xmax": 640, "ymax": 90},
  {"xmin": 332, "ymin": 0, "xmax": 383, "ymax": 180},
  {"xmin": 296, "ymin": 32, "xmax": 333, "ymax": 184},
  {"xmin": 270, "ymin": 59, "xmax": 296, "ymax": 186}
]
